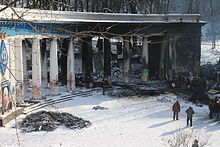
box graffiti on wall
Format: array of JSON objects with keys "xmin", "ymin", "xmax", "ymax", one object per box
[
  {"xmin": 0, "ymin": 40, "xmax": 8, "ymax": 75},
  {"xmin": 33, "ymin": 79, "xmax": 41, "ymax": 98},
  {"xmin": 15, "ymin": 81, "xmax": 23, "ymax": 105},
  {"xmin": 0, "ymin": 80, "xmax": 12, "ymax": 114}
]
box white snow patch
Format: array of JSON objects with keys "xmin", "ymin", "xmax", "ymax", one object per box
[
  {"xmin": 201, "ymin": 40, "xmax": 220, "ymax": 64},
  {"xmin": 0, "ymin": 89, "xmax": 219, "ymax": 147}
]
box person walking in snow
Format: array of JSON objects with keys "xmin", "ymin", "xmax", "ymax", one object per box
[
  {"xmin": 186, "ymin": 106, "xmax": 195, "ymax": 127},
  {"xmin": 192, "ymin": 139, "xmax": 199, "ymax": 147},
  {"xmin": 172, "ymin": 101, "xmax": 180, "ymax": 120}
]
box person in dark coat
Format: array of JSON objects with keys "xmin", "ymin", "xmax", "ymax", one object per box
[
  {"xmin": 209, "ymin": 100, "xmax": 215, "ymax": 119},
  {"xmin": 192, "ymin": 139, "xmax": 199, "ymax": 147},
  {"xmin": 102, "ymin": 79, "xmax": 108, "ymax": 95},
  {"xmin": 172, "ymin": 101, "xmax": 180, "ymax": 120},
  {"xmin": 186, "ymin": 106, "xmax": 195, "ymax": 127}
]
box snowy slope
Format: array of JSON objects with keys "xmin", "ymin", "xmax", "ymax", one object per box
[{"xmin": 0, "ymin": 89, "xmax": 218, "ymax": 147}]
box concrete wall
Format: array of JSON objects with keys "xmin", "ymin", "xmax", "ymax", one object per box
[{"xmin": 0, "ymin": 38, "xmax": 17, "ymax": 113}]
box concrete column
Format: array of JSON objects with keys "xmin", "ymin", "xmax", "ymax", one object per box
[
  {"xmin": 117, "ymin": 41, "xmax": 123, "ymax": 67},
  {"xmin": 8, "ymin": 39, "xmax": 13, "ymax": 80},
  {"xmin": 173, "ymin": 40, "xmax": 177, "ymax": 71},
  {"xmin": 22, "ymin": 41, "xmax": 27, "ymax": 85},
  {"xmin": 32, "ymin": 38, "xmax": 41, "ymax": 99},
  {"xmin": 165, "ymin": 35, "xmax": 178, "ymax": 78},
  {"xmin": 169, "ymin": 38, "xmax": 173, "ymax": 70},
  {"xmin": 22, "ymin": 40, "xmax": 27, "ymax": 100},
  {"xmin": 123, "ymin": 37, "xmax": 130, "ymax": 83},
  {"xmin": 104, "ymin": 38, "xmax": 111, "ymax": 85},
  {"xmin": 159, "ymin": 36, "xmax": 166, "ymax": 79},
  {"xmin": 67, "ymin": 38, "xmax": 76, "ymax": 92},
  {"xmin": 14, "ymin": 39, "xmax": 24, "ymax": 105},
  {"xmin": 60, "ymin": 39, "xmax": 68, "ymax": 85},
  {"xmin": 81, "ymin": 37, "xmax": 93, "ymax": 88},
  {"xmin": 142, "ymin": 37, "xmax": 149, "ymax": 82},
  {"xmin": 41, "ymin": 39, "xmax": 48, "ymax": 88},
  {"xmin": 50, "ymin": 38, "xmax": 58, "ymax": 95},
  {"xmin": 97, "ymin": 38, "xmax": 103, "ymax": 52},
  {"xmin": 117, "ymin": 42, "xmax": 122, "ymax": 55}
]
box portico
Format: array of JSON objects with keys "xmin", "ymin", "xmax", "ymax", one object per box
[{"xmin": 0, "ymin": 6, "xmax": 205, "ymax": 113}]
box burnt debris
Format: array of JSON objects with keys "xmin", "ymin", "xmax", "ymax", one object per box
[
  {"xmin": 19, "ymin": 111, "xmax": 91, "ymax": 133},
  {"xmin": 92, "ymin": 106, "xmax": 108, "ymax": 110}
]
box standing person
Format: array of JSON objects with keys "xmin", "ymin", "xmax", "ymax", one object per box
[
  {"xmin": 186, "ymin": 106, "xmax": 195, "ymax": 127},
  {"xmin": 192, "ymin": 139, "xmax": 199, "ymax": 147},
  {"xmin": 102, "ymin": 79, "xmax": 108, "ymax": 95},
  {"xmin": 172, "ymin": 101, "xmax": 180, "ymax": 120},
  {"xmin": 209, "ymin": 100, "xmax": 215, "ymax": 119}
]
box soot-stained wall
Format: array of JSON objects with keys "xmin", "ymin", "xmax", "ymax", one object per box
[{"xmin": 145, "ymin": 23, "xmax": 203, "ymax": 79}]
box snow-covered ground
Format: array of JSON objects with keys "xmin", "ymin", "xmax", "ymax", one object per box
[
  {"xmin": 201, "ymin": 41, "xmax": 220, "ymax": 64},
  {"xmin": 0, "ymin": 88, "xmax": 219, "ymax": 147}
]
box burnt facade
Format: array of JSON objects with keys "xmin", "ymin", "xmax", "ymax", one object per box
[
  {"xmin": 142, "ymin": 23, "xmax": 203, "ymax": 79},
  {"xmin": 0, "ymin": 6, "xmax": 205, "ymax": 95},
  {"xmin": 77, "ymin": 21, "xmax": 204, "ymax": 84}
]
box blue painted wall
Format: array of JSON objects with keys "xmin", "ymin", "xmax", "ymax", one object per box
[{"xmin": 0, "ymin": 21, "xmax": 74, "ymax": 36}]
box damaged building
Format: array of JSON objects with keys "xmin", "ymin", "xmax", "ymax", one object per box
[
  {"xmin": 0, "ymin": 6, "xmax": 205, "ymax": 115},
  {"xmin": 65, "ymin": 14, "xmax": 205, "ymax": 86}
]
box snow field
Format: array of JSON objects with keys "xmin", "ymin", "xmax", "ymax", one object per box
[{"xmin": 1, "ymin": 90, "xmax": 218, "ymax": 147}]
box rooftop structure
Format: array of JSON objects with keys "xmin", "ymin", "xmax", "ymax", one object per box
[{"xmin": 0, "ymin": 5, "xmax": 204, "ymax": 24}]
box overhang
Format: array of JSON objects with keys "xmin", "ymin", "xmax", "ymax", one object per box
[{"xmin": 0, "ymin": 5, "xmax": 205, "ymax": 24}]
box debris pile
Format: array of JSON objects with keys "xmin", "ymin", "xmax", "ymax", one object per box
[
  {"xmin": 19, "ymin": 111, "xmax": 91, "ymax": 133},
  {"xmin": 190, "ymin": 90, "xmax": 209, "ymax": 104},
  {"xmin": 109, "ymin": 81, "xmax": 168, "ymax": 97},
  {"xmin": 92, "ymin": 106, "xmax": 108, "ymax": 110},
  {"xmin": 157, "ymin": 97, "xmax": 173, "ymax": 103}
]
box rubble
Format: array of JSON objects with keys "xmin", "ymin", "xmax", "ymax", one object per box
[
  {"xmin": 189, "ymin": 90, "xmax": 209, "ymax": 104},
  {"xmin": 92, "ymin": 106, "xmax": 108, "ymax": 110},
  {"xmin": 109, "ymin": 81, "xmax": 168, "ymax": 97},
  {"xmin": 18, "ymin": 111, "xmax": 91, "ymax": 133},
  {"xmin": 157, "ymin": 97, "xmax": 173, "ymax": 103}
]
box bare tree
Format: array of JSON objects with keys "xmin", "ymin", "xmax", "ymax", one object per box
[
  {"xmin": 209, "ymin": 0, "xmax": 216, "ymax": 50},
  {"xmin": 163, "ymin": 130, "xmax": 210, "ymax": 147}
]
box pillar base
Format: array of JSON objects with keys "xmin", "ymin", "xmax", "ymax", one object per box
[
  {"xmin": 32, "ymin": 86, "xmax": 41, "ymax": 100},
  {"xmin": 50, "ymin": 79, "xmax": 58, "ymax": 95}
]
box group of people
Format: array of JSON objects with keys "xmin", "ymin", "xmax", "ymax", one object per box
[
  {"xmin": 172, "ymin": 101, "xmax": 195, "ymax": 127},
  {"xmin": 173, "ymin": 101, "xmax": 198, "ymax": 146}
]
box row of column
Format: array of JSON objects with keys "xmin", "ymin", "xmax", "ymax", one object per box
[
  {"xmin": 13, "ymin": 36, "xmax": 150, "ymax": 102},
  {"xmin": 81, "ymin": 36, "xmax": 150, "ymax": 87},
  {"xmin": 123, "ymin": 36, "xmax": 150, "ymax": 83},
  {"xmin": 13, "ymin": 37, "xmax": 76, "ymax": 101},
  {"xmin": 81, "ymin": 37, "xmax": 131, "ymax": 87}
]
